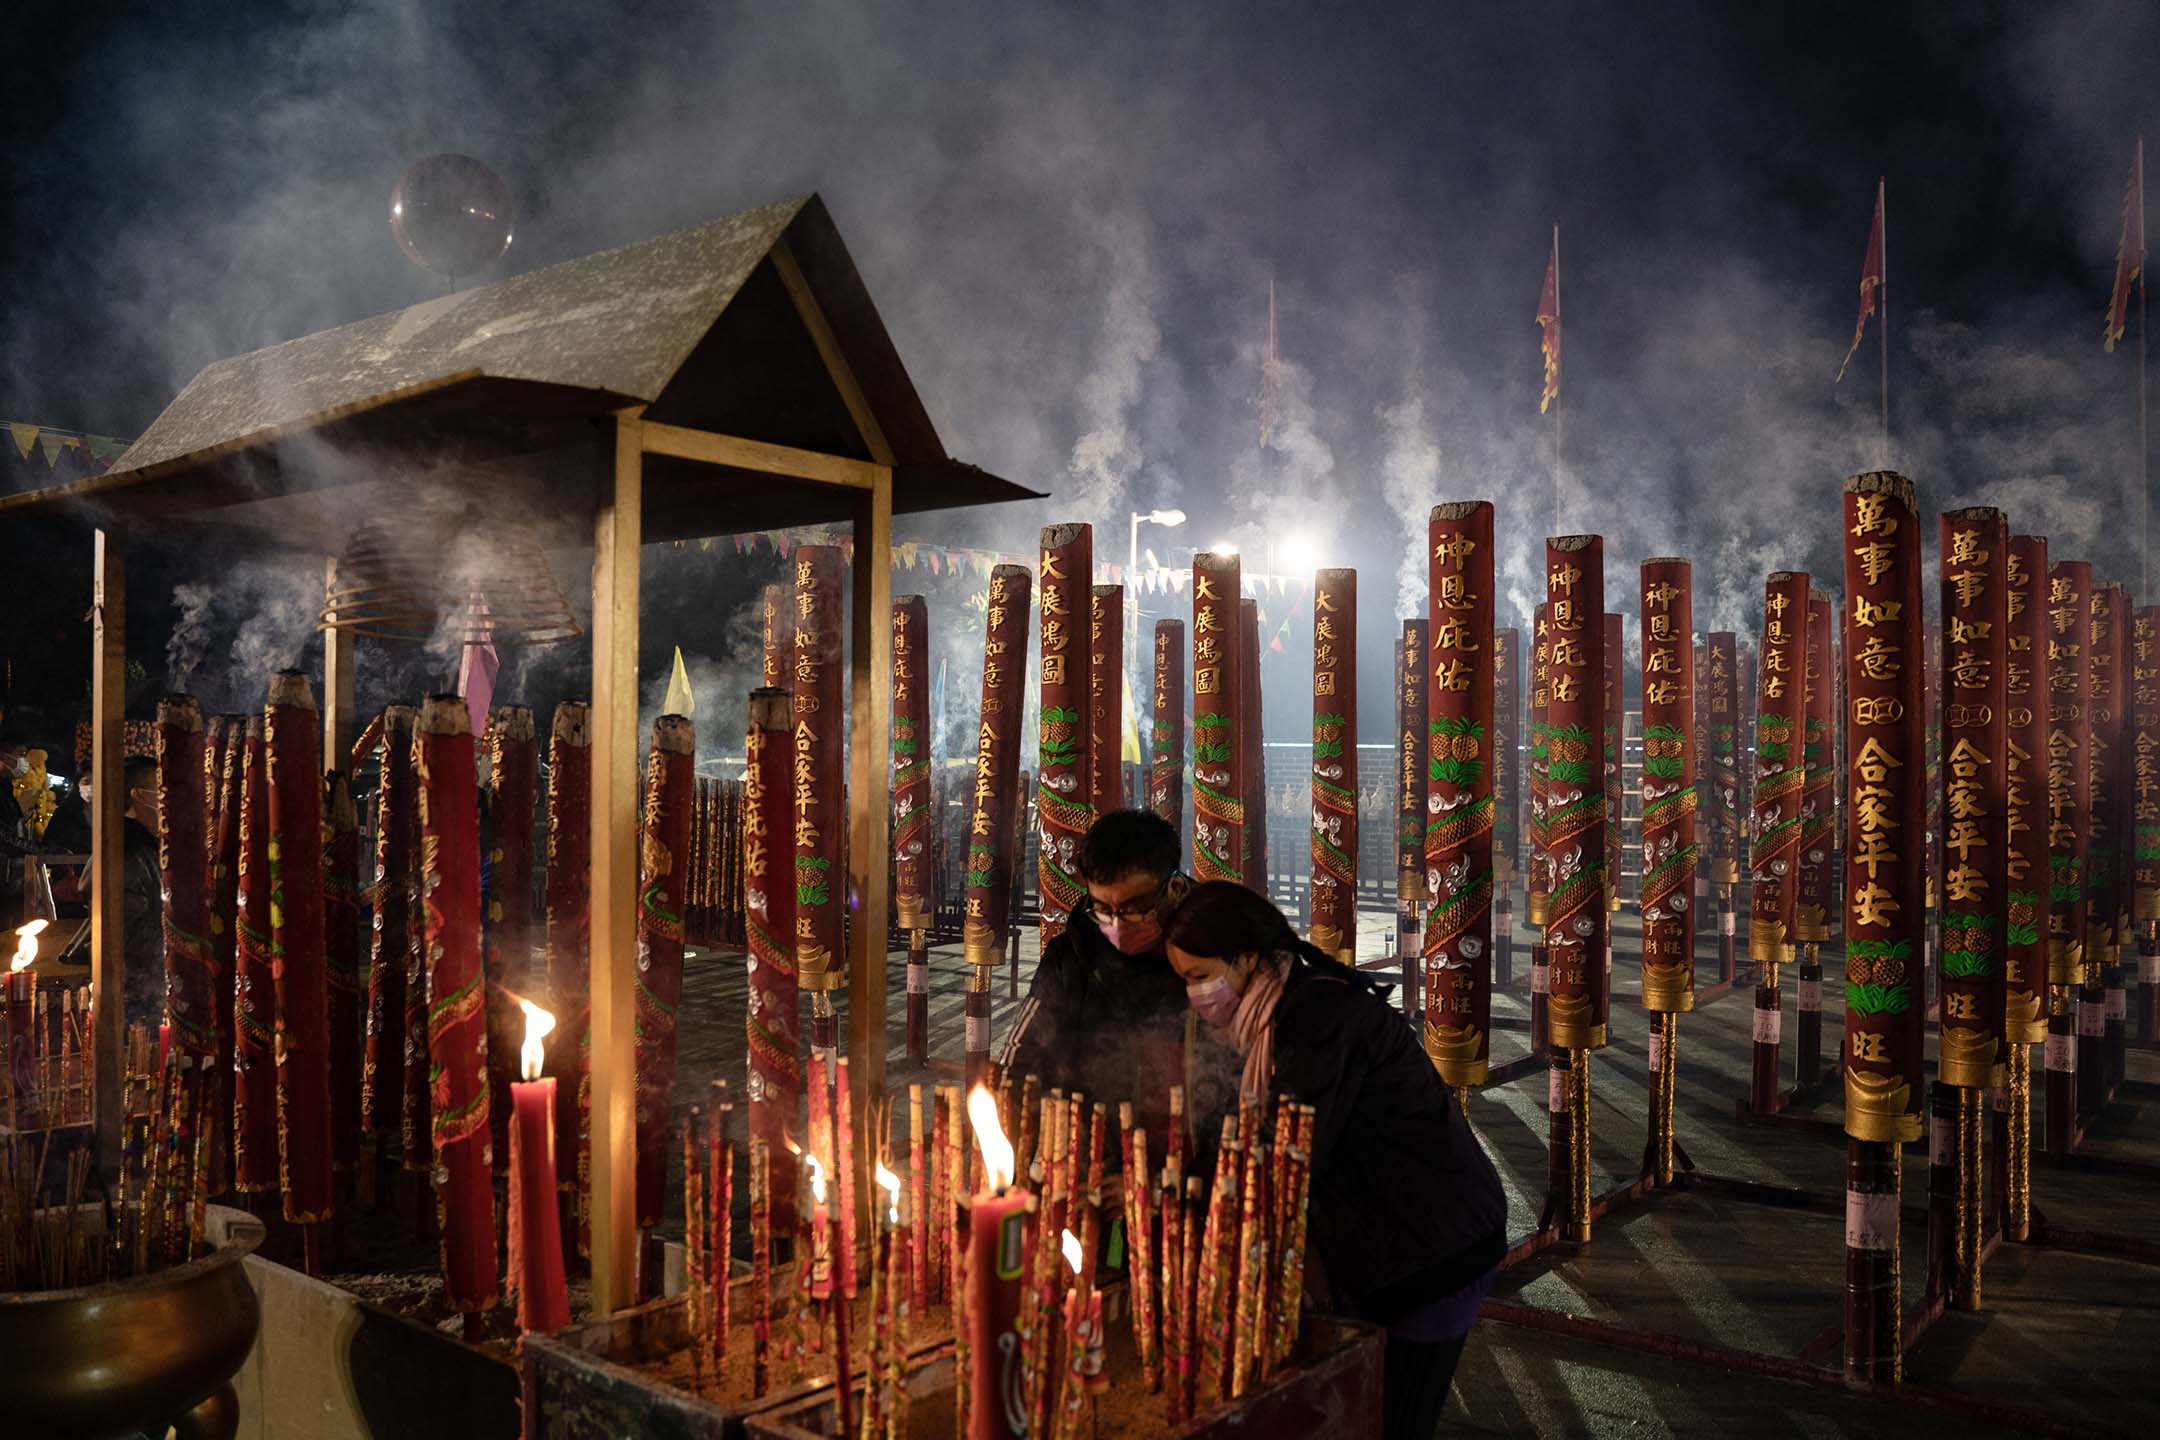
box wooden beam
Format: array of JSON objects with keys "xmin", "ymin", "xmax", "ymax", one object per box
[
  {"xmin": 845, "ymin": 467, "xmax": 894, "ymax": 1174},
  {"xmin": 771, "ymin": 241, "xmax": 897, "ymax": 466},
  {"xmin": 639, "ymin": 421, "xmax": 878, "ymax": 491},
  {"xmin": 91, "ymin": 528, "xmax": 126, "ymax": 1176},
  {"xmin": 589, "ymin": 408, "xmax": 645, "ymax": 1314},
  {"xmin": 321, "ymin": 557, "xmax": 357, "ymax": 772}
]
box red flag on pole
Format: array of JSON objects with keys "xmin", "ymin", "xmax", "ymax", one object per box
[
  {"xmin": 2105, "ymin": 138, "xmax": 2145, "ymax": 354},
  {"xmin": 1537, "ymin": 226, "xmax": 1561, "ymax": 414},
  {"xmin": 1836, "ymin": 182, "xmax": 1886, "ymax": 384}
]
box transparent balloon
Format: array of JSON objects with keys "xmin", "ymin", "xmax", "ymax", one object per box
[{"xmin": 390, "ymin": 154, "xmax": 514, "ymax": 279}]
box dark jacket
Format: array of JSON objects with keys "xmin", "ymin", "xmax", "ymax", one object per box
[
  {"xmin": 1269, "ymin": 951, "xmax": 1507, "ymax": 1328},
  {"xmin": 121, "ymin": 817, "xmax": 164, "ymax": 1032},
  {"xmin": 1002, "ymin": 905, "xmax": 1227, "ymax": 1150}
]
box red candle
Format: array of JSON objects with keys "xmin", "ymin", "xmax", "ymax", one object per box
[
  {"xmin": 966, "ymin": 1084, "xmax": 1032, "ymax": 1440},
  {"xmin": 1060, "ymin": 1228, "xmax": 1105, "ymax": 1423},
  {"xmin": 511, "ymin": 998, "xmax": 569, "ymax": 1334}
]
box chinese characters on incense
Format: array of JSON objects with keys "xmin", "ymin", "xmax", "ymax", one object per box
[
  {"xmin": 362, "ymin": 705, "xmax": 417, "ymax": 1203},
  {"xmin": 267, "ymin": 672, "xmax": 334, "ymax": 1252},
  {"xmin": 1749, "ymin": 571, "xmax": 1810, "ymax": 1116},
  {"xmin": 1638, "ymin": 559, "xmax": 1697, "ymax": 1185},
  {"xmin": 1039, "ymin": 524, "xmax": 1095, "ymax": 935},
  {"xmin": 2001, "ymin": 538, "xmax": 2048, "ymax": 1240},
  {"xmin": 1151, "ymin": 619, "xmax": 1186, "ymax": 836},
  {"xmin": 2133, "ymin": 606, "xmax": 2160, "ymax": 1047},
  {"xmin": 634, "ymin": 714, "xmax": 695, "ymax": 1240},
  {"xmin": 1308, "ymin": 568, "xmax": 1359, "ymax": 962},
  {"xmin": 1939, "ymin": 508, "xmax": 2007, "ymax": 1312},
  {"xmin": 795, "ymin": 546, "xmax": 846, "ymax": 1056},
  {"xmin": 1091, "ymin": 584, "xmax": 1125, "ymax": 813},
  {"xmin": 745, "ymin": 689, "xmax": 800, "ymax": 1207},
  {"xmin": 1423, "ymin": 504, "xmax": 1493, "ymax": 1092},
  {"xmin": 1841, "ymin": 471, "xmax": 1925, "ymax": 1383},
  {"xmin": 1191, "ymin": 548, "xmax": 1244, "ymax": 884},
  {"xmin": 1397, "ymin": 617, "xmax": 1429, "ymax": 992},
  {"xmin": 892, "ymin": 597, "xmax": 932, "ymax": 1064},
  {"xmin": 1706, "ymin": 632, "xmax": 1742, "ymax": 983},
  {"xmin": 965, "ymin": 566, "xmax": 1030, "ymax": 1084},
  {"xmin": 543, "ymin": 701, "xmax": 594, "ymax": 1252},
  {"xmin": 2044, "ymin": 557, "xmax": 2092, "ymax": 1154}
]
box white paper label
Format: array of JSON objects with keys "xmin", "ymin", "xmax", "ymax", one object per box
[
  {"xmin": 1548, "ymin": 1066, "xmax": 1569, "ymax": 1114},
  {"xmin": 1649, "ymin": 1029, "xmax": 1665, "ymax": 1073},
  {"xmin": 1720, "ymin": 912, "xmax": 1736, "ymax": 936},
  {"xmin": 1497, "ymin": 913, "xmax": 1513, "ymax": 939},
  {"xmin": 2106, "ymin": 988, "xmax": 2127, "ymax": 1020},
  {"xmin": 1531, "ymin": 961, "xmax": 1550, "ymax": 994},
  {"xmin": 2142, "ymin": 954, "xmax": 2160, "ymax": 984},
  {"xmin": 1845, "ymin": 1189, "xmax": 1899, "ymax": 1250},
  {"xmin": 2045, "ymin": 1032, "xmax": 2075, "ymax": 1072},
  {"xmin": 907, "ymin": 961, "xmax": 929, "ymax": 995},
  {"xmin": 1752, "ymin": 1004, "xmax": 1782, "ymax": 1044},
  {"xmin": 2078, "ymin": 1001, "xmax": 2105, "ymax": 1037},
  {"xmin": 966, "ymin": 1014, "xmax": 991, "ymax": 1052},
  {"xmin": 1930, "ymin": 1111, "xmax": 1953, "ymax": 1167},
  {"xmin": 1797, "ymin": 978, "xmax": 1823, "ymax": 1013}
]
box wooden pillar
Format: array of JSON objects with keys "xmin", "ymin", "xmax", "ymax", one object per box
[
  {"xmin": 589, "ymin": 409, "xmax": 645, "ymax": 1314},
  {"xmin": 847, "ymin": 469, "xmax": 894, "ymax": 1158},
  {"xmin": 91, "ymin": 528, "xmax": 126, "ymax": 1177},
  {"xmin": 322, "ymin": 557, "xmax": 357, "ymax": 771}
]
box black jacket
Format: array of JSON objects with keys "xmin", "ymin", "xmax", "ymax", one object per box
[
  {"xmin": 1269, "ymin": 951, "xmax": 1507, "ymax": 1327},
  {"xmin": 1002, "ymin": 905, "xmax": 1232, "ymax": 1151}
]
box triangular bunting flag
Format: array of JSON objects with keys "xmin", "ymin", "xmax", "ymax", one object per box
[{"xmin": 7, "ymin": 423, "xmax": 39, "ymax": 461}]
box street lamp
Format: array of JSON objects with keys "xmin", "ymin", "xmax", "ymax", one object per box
[{"xmin": 1128, "ymin": 509, "xmax": 1189, "ymax": 761}]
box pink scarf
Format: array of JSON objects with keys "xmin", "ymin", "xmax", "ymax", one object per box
[{"xmin": 1229, "ymin": 950, "xmax": 1291, "ymax": 1100}]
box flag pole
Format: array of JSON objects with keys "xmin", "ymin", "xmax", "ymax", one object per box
[
  {"xmin": 1878, "ymin": 177, "xmax": 1890, "ymax": 464},
  {"xmin": 1554, "ymin": 223, "xmax": 1565, "ymax": 535},
  {"xmin": 2140, "ymin": 137, "xmax": 2148, "ymax": 601}
]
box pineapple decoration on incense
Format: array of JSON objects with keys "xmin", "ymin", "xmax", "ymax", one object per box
[
  {"xmin": 1191, "ymin": 547, "xmax": 1244, "ymax": 885},
  {"xmin": 1038, "ymin": 525, "xmax": 1095, "ymax": 936},
  {"xmin": 1637, "ymin": 559, "xmax": 1698, "ymax": 1185},
  {"xmin": 1540, "ymin": 537, "xmax": 1607, "ymax": 1243},
  {"xmin": 1422, "ymin": 503, "xmax": 1495, "ymax": 1099},
  {"xmin": 892, "ymin": 597, "xmax": 933, "ymax": 1066},
  {"xmin": 963, "ymin": 567, "xmax": 1030, "ymax": 1085},
  {"xmin": 1840, "ymin": 472, "xmax": 1927, "ymax": 1383},
  {"xmin": 1308, "ymin": 568, "xmax": 1359, "ymax": 962},
  {"xmin": 1937, "ymin": 507, "xmax": 2008, "ymax": 1312},
  {"xmin": 1748, "ymin": 572, "xmax": 1811, "ymax": 1117}
]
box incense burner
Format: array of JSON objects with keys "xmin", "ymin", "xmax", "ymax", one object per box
[{"xmin": 0, "ymin": 1204, "xmax": 261, "ymax": 1439}]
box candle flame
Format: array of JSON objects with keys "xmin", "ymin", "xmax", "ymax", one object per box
[
  {"xmin": 782, "ymin": 1131, "xmax": 802, "ymax": 1157},
  {"xmin": 876, "ymin": 1162, "xmax": 901, "ymax": 1223},
  {"xmin": 1062, "ymin": 1228, "xmax": 1082, "ymax": 1274},
  {"xmin": 968, "ymin": 1084, "xmax": 1013, "ymax": 1192},
  {"xmin": 11, "ymin": 919, "xmax": 47, "ymax": 972},
  {"xmin": 807, "ymin": 1150, "xmax": 827, "ymax": 1203},
  {"xmin": 517, "ymin": 997, "xmax": 556, "ymax": 1080}
]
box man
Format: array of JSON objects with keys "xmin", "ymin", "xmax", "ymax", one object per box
[
  {"xmin": 1002, "ymin": 808, "xmax": 1227, "ymax": 1145},
  {"xmin": 112, "ymin": 755, "xmax": 166, "ymax": 1031}
]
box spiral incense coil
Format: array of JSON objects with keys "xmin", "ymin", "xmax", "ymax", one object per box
[{"xmin": 1309, "ymin": 568, "xmax": 1359, "ymax": 964}]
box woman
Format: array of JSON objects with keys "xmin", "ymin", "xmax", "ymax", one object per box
[{"xmin": 1165, "ymin": 881, "xmax": 1505, "ymax": 1439}]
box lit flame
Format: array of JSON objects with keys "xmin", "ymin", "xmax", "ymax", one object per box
[
  {"xmin": 968, "ymin": 1085, "xmax": 1013, "ymax": 1192},
  {"xmin": 518, "ymin": 998, "xmax": 556, "ymax": 1081},
  {"xmin": 807, "ymin": 1151, "xmax": 827, "ymax": 1204},
  {"xmin": 875, "ymin": 1163, "xmax": 901, "ymax": 1223},
  {"xmin": 11, "ymin": 919, "xmax": 47, "ymax": 972},
  {"xmin": 1062, "ymin": 1229, "xmax": 1082, "ymax": 1275}
]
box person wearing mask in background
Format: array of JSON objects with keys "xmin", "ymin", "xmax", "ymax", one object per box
[
  {"xmin": 1000, "ymin": 808, "xmax": 1226, "ymax": 1146},
  {"xmin": 114, "ymin": 754, "xmax": 166, "ymax": 1031},
  {"xmin": 1164, "ymin": 880, "xmax": 1506, "ymax": 1440}
]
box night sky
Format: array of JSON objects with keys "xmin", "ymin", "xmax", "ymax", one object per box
[{"xmin": 2, "ymin": 1, "xmax": 2153, "ymax": 749}]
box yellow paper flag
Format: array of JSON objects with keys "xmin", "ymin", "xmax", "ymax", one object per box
[{"xmin": 664, "ymin": 646, "xmax": 696, "ymax": 717}]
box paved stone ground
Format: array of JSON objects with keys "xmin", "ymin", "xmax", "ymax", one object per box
[{"xmin": 658, "ymin": 885, "xmax": 2158, "ymax": 1438}]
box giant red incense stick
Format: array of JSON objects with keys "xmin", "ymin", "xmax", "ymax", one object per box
[
  {"xmin": 1091, "ymin": 585, "xmax": 1125, "ymax": 814},
  {"xmin": 486, "ymin": 706, "xmax": 538, "ymax": 1178},
  {"xmin": 1793, "ymin": 596, "xmax": 1837, "ymax": 1087},
  {"xmin": 1150, "ymin": 619, "xmax": 1186, "ymax": 837},
  {"xmin": 1638, "ymin": 559, "xmax": 1697, "ymax": 1184},
  {"xmin": 2131, "ymin": 605, "xmax": 2160, "ymax": 1048},
  {"xmin": 266, "ymin": 671, "xmax": 333, "ymax": 1236},
  {"xmin": 2002, "ymin": 538, "xmax": 2048, "ymax": 1240},
  {"xmin": 326, "ymin": 770, "xmax": 363, "ymax": 1181},
  {"xmin": 1308, "ymin": 568, "xmax": 1359, "ymax": 963},
  {"xmin": 416, "ymin": 694, "xmax": 498, "ymax": 1315},
  {"xmin": 205, "ymin": 715, "xmax": 242, "ymax": 1192},
  {"xmin": 1528, "ymin": 606, "xmax": 1552, "ymax": 1056},
  {"xmin": 2090, "ymin": 584, "xmax": 2131, "ymax": 1099},
  {"xmin": 1705, "ymin": 632, "xmax": 1742, "ymax": 984},
  {"xmin": 745, "ymin": 688, "xmax": 800, "ymax": 1214},
  {"xmin": 232, "ymin": 716, "xmax": 278, "ymax": 1196},
  {"xmin": 893, "ymin": 597, "xmax": 933, "ymax": 1064},
  {"xmin": 154, "ymin": 696, "xmax": 215, "ymax": 1059},
  {"xmin": 1493, "ymin": 627, "xmax": 1522, "ymax": 985},
  {"xmin": 1238, "ymin": 598, "xmax": 1267, "ymax": 894},
  {"xmin": 793, "ymin": 546, "xmax": 847, "ymax": 1057},
  {"xmin": 1039, "ymin": 526, "xmax": 1096, "ymax": 937},
  {"xmin": 635, "ymin": 713, "xmax": 695, "ymax": 1234},
  {"xmin": 964, "ymin": 566, "xmax": 1030, "ymax": 1085},
  {"xmin": 362, "ymin": 706, "xmax": 417, "ymax": 1180},
  {"xmin": 1192, "ymin": 550, "xmax": 1243, "ymax": 885},
  {"xmin": 1424, "ymin": 504, "xmax": 1494, "ymax": 1093},
  {"xmin": 2044, "ymin": 558, "xmax": 2092, "ymax": 1155},
  {"xmin": 1397, "ymin": 617, "xmax": 1429, "ymax": 1008},
  {"xmin": 1840, "ymin": 471, "xmax": 1925, "ymax": 1382},
  {"xmin": 543, "ymin": 701, "xmax": 592, "ymax": 1250},
  {"xmin": 1749, "ymin": 571, "xmax": 1811, "ymax": 1115}
]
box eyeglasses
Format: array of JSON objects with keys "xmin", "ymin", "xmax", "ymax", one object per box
[{"xmin": 1085, "ymin": 885, "xmax": 1166, "ymax": 925}]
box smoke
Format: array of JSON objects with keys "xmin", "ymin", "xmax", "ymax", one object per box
[
  {"xmin": 1379, "ymin": 394, "xmax": 1438, "ymax": 618},
  {"xmin": 1063, "ymin": 206, "xmax": 1164, "ymax": 541},
  {"xmin": 165, "ymin": 582, "xmax": 216, "ymax": 693}
]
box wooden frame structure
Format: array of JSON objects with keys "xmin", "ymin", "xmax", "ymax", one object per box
[{"xmin": 0, "ymin": 193, "xmax": 1037, "ymax": 1318}]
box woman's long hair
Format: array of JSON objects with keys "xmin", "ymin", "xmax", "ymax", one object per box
[{"xmin": 1164, "ymin": 880, "xmax": 1370, "ymax": 988}]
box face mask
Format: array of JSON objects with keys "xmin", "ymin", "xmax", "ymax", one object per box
[
  {"xmin": 1100, "ymin": 913, "xmax": 1163, "ymax": 956},
  {"xmin": 1187, "ymin": 973, "xmax": 1240, "ymax": 1027}
]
